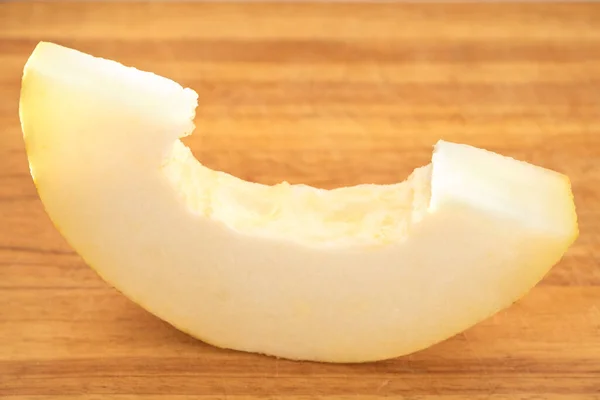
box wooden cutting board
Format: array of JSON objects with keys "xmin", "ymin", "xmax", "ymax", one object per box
[{"xmin": 1, "ymin": 2, "xmax": 599, "ymax": 398}]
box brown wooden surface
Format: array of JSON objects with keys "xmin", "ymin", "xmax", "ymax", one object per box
[{"xmin": 1, "ymin": 1, "xmax": 600, "ymax": 398}]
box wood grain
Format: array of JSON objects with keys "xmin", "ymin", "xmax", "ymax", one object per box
[{"xmin": 1, "ymin": 1, "xmax": 599, "ymax": 398}]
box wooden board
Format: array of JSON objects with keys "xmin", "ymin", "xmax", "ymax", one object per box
[{"xmin": 1, "ymin": 2, "xmax": 599, "ymax": 398}]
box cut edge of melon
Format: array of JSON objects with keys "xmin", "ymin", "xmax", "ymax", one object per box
[{"xmin": 162, "ymin": 140, "xmax": 434, "ymax": 247}]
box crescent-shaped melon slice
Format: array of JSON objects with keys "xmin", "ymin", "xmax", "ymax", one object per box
[{"xmin": 19, "ymin": 42, "xmax": 578, "ymax": 363}]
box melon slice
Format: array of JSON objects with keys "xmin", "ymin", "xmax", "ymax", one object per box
[{"xmin": 19, "ymin": 41, "xmax": 578, "ymax": 363}]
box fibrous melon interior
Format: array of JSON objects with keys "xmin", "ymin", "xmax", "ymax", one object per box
[{"xmin": 164, "ymin": 141, "xmax": 432, "ymax": 246}]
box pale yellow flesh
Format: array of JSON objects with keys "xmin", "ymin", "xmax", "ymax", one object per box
[{"xmin": 20, "ymin": 42, "xmax": 578, "ymax": 363}]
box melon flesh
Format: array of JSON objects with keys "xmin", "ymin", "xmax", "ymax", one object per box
[{"xmin": 19, "ymin": 42, "xmax": 578, "ymax": 363}]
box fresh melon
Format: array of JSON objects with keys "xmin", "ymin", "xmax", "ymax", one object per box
[{"xmin": 19, "ymin": 42, "xmax": 578, "ymax": 363}]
